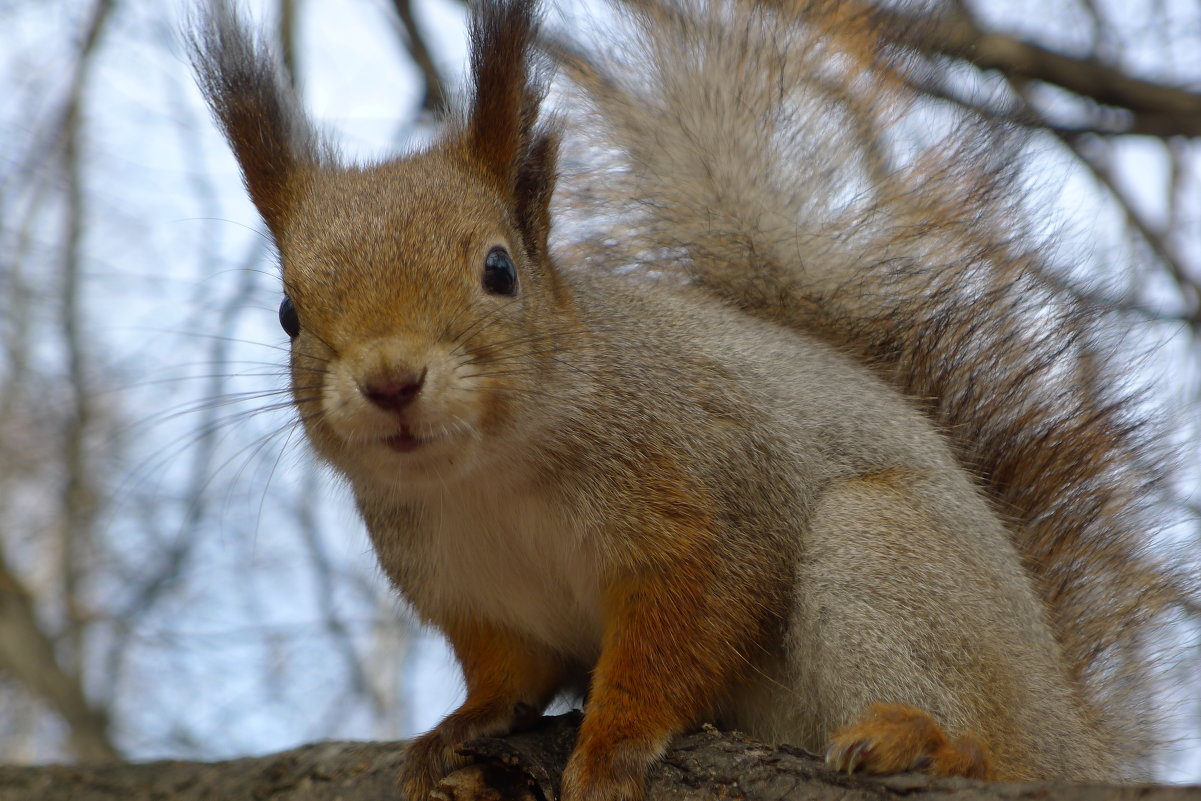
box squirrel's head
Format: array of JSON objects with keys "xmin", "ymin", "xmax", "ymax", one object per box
[{"xmin": 192, "ymin": 0, "xmax": 569, "ymax": 490}]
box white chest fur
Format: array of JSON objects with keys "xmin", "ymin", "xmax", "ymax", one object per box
[{"xmin": 389, "ymin": 480, "xmax": 605, "ymax": 663}]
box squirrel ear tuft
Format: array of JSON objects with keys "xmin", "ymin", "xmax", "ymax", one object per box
[
  {"xmin": 512, "ymin": 129, "xmax": 558, "ymax": 261},
  {"xmin": 188, "ymin": 3, "xmax": 317, "ymax": 237},
  {"xmin": 466, "ymin": 0, "xmax": 543, "ymax": 185},
  {"xmin": 466, "ymin": 0, "xmax": 557, "ymax": 257}
]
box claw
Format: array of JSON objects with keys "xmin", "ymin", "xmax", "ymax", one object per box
[
  {"xmin": 824, "ymin": 704, "xmax": 994, "ymax": 779},
  {"xmin": 825, "ymin": 736, "xmax": 874, "ymax": 774},
  {"xmin": 847, "ymin": 739, "xmax": 873, "ymax": 772}
]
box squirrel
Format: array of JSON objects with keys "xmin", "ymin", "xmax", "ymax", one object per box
[{"xmin": 190, "ymin": 0, "xmax": 1183, "ymax": 798}]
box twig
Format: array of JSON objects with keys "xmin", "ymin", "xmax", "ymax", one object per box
[
  {"xmin": 390, "ymin": 0, "xmax": 448, "ymax": 115},
  {"xmin": 866, "ymin": 4, "xmax": 1201, "ymax": 137},
  {"xmin": 50, "ymin": 0, "xmax": 120, "ymax": 762}
]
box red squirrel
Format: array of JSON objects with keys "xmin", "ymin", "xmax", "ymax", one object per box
[{"xmin": 191, "ymin": 0, "xmax": 1178, "ymax": 798}]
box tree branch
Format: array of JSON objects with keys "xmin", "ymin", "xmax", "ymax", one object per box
[
  {"xmin": 389, "ymin": 0, "xmax": 448, "ymax": 115},
  {"xmin": 0, "ymin": 547, "xmax": 117, "ymax": 763},
  {"xmin": 46, "ymin": 0, "xmax": 119, "ymax": 764},
  {"xmin": 868, "ymin": 5, "xmax": 1201, "ymax": 137},
  {"xmin": 1055, "ymin": 132, "xmax": 1201, "ymax": 328},
  {"xmin": 1, "ymin": 717, "xmax": 1199, "ymax": 801}
]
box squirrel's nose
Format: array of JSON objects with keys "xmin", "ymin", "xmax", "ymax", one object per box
[{"xmin": 360, "ymin": 368, "xmax": 426, "ymax": 411}]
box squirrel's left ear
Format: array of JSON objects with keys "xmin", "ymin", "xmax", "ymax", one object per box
[
  {"xmin": 189, "ymin": 3, "xmax": 320, "ymax": 240},
  {"xmin": 465, "ymin": 0, "xmax": 558, "ymax": 261}
]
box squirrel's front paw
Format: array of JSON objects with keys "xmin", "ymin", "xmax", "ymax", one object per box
[
  {"xmin": 561, "ymin": 744, "xmax": 651, "ymax": 801},
  {"xmin": 400, "ymin": 729, "xmax": 473, "ymax": 800},
  {"xmin": 825, "ymin": 703, "xmax": 994, "ymax": 780},
  {"xmin": 400, "ymin": 700, "xmax": 534, "ymax": 799}
]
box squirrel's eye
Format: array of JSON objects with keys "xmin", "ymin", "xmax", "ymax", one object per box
[
  {"xmin": 279, "ymin": 296, "xmax": 300, "ymax": 338},
  {"xmin": 482, "ymin": 247, "xmax": 517, "ymax": 296}
]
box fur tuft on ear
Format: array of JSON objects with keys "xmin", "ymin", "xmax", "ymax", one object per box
[
  {"xmin": 512, "ymin": 129, "xmax": 558, "ymax": 261},
  {"xmin": 188, "ymin": 1, "xmax": 319, "ymax": 237},
  {"xmin": 466, "ymin": 0, "xmax": 544, "ymax": 186},
  {"xmin": 465, "ymin": 0, "xmax": 559, "ymax": 258}
]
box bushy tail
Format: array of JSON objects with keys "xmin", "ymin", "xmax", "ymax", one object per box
[{"xmin": 555, "ymin": 0, "xmax": 1185, "ymax": 775}]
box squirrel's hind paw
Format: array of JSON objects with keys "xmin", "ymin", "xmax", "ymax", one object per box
[{"xmin": 825, "ymin": 703, "xmax": 995, "ymax": 780}]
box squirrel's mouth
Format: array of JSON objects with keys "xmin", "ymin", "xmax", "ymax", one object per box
[{"xmin": 382, "ymin": 427, "xmax": 429, "ymax": 453}]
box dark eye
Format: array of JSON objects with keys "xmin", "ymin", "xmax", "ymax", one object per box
[
  {"xmin": 482, "ymin": 247, "xmax": 517, "ymax": 296},
  {"xmin": 279, "ymin": 296, "xmax": 300, "ymax": 338}
]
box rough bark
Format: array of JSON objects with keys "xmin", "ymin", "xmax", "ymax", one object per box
[{"xmin": 2, "ymin": 714, "xmax": 1199, "ymax": 801}]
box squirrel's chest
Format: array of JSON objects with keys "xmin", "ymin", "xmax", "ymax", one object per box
[{"xmin": 373, "ymin": 486, "xmax": 605, "ymax": 661}]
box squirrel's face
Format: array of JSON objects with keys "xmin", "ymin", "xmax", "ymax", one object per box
[
  {"xmin": 273, "ymin": 153, "xmax": 571, "ymax": 491},
  {"xmin": 193, "ymin": 0, "xmax": 562, "ymax": 492}
]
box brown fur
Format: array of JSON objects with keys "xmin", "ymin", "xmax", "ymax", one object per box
[{"xmin": 190, "ymin": 0, "xmax": 1182, "ymax": 798}]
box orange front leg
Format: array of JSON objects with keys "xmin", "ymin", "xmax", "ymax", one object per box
[
  {"xmin": 401, "ymin": 616, "xmax": 564, "ymax": 799},
  {"xmin": 562, "ymin": 560, "xmax": 772, "ymax": 801}
]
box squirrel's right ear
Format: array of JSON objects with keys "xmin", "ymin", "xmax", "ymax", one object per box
[{"xmin": 188, "ymin": 3, "xmax": 317, "ymax": 238}]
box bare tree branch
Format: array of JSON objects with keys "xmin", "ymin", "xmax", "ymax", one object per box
[
  {"xmin": 390, "ymin": 0, "xmax": 448, "ymax": 115},
  {"xmin": 42, "ymin": 0, "xmax": 119, "ymax": 763},
  {"xmin": 1056, "ymin": 132, "xmax": 1201, "ymax": 328},
  {"xmin": 279, "ymin": 0, "xmax": 298, "ymax": 87},
  {"xmin": 868, "ymin": 4, "xmax": 1201, "ymax": 137},
  {"xmin": 0, "ymin": 547, "xmax": 116, "ymax": 762},
  {"xmin": 56, "ymin": 0, "xmax": 116, "ymax": 683},
  {"xmin": 841, "ymin": 1, "xmax": 1201, "ymax": 331}
]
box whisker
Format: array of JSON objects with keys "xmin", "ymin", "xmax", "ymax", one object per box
[
  {"xmin": 137, "ymin": 329, "xmax": 300, "ymax": 357},
  {"xmin": 460, "ymin": 370, "xmax": 539, "ymax": 380},
  {"xmin": 461, "ymin": 385, "xmax": 570, "ymax": 401},
  {"xmin": 121, "ymin": 372, "xmax": 296, "ymax": 393},
  {"xmin": 448, "ymin": 298, "xmax": 523, "ymax": 357},
  {"xmin": 119, "ymin": 402, "xmax": 305, "ymax": 498},
  {"xmin": 132, "ymin": 388, "xmax": 323, "ymax": 435},
  {"xmin": 252, "ymin": 420, "xmax": 309, "ymax": 536}
]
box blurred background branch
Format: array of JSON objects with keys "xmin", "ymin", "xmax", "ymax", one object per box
[{"xmin": 872, "ymin": 3, "xmax": 1201, "ymax": 136}]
